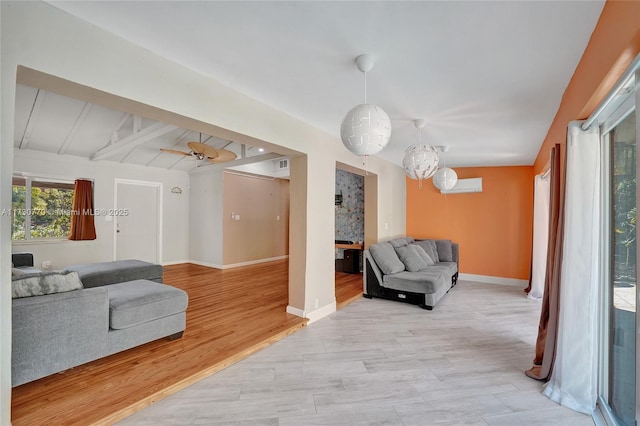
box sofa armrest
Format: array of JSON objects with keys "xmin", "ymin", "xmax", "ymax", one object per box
[
  {"xmin": 364, "ymin": 250, "xmax": 384, "ymax": 293},
  {"xmin": 12, "ymin": 287, "xmax": 109, "ymax": 386},
  {"xmin": 452, "ymin": 243, "xmax": 459, "ymax": 264},
  {"xmin": 12, "ymin": 253, "xmax": 33, "ymax": 268}
]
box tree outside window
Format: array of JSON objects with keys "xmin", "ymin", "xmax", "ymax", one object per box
[{"xmin": 11, "ymin": 176, "xmax": 74, "ymax": 240}]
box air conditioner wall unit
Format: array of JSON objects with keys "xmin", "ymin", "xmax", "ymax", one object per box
[{"xmin": 440, "ymin": 177, "xmax": 483, "ymax": 194}]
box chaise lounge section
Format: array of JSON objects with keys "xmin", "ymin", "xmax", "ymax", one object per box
[{"xmin": 11, "ymin": 255, "xmax": 188, "ymax": 387}]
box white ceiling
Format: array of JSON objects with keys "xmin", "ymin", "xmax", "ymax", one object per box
[{"xmin": 45, "ymin": 1, "xmax": 605, "ymax": 168}]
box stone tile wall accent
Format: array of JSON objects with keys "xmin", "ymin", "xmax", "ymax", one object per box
[{"xmin": 335, "ymin": 169, "xmax": 364, "ymax": 260}]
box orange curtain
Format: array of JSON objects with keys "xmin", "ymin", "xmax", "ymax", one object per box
[
  {"xmin": 69, "ymin": 179, "xmax": 96, "ymax": 240},
  {"xmin": 525, "ymin": 144, "xmax": 565, "ymax": 381}
]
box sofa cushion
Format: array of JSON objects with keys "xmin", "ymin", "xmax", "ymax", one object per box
[
  {"xmin": 388, "ymin": 238, "xmax": 409, "ymax": 248},
  {"xmin": 66, "ymin": 259, "xmax": 163, "ymax": 288},
  {"xmin": 382, "ymin": 270, "xmax": 446, "ymax": 294},
  {"xmin": 395, "ymin": 245, "xmax": 435, "ymax": 272},
  {"xmin": 369, "ymin": 242, "xmax": 405, "ymax": 275},
  {"xmin": 395, "ymin": 245, "xmax": 428, "ymax": 272},
  {"xmin": 12, "ymin": 270, "xmax": 83, "ymax": 299},
  {"xmin": 435, "ymin": 240, "xmax": 454, "ymax": 262},
  {"xmin": 106, "ymin": 280, "xmax": 188, "ymax": 330},
  {"xmin": 411, "ymin": 244, "xmax": 435, "ymax": 267},
  {"xmin": 414, "ymin": 240, "xmax": 439, "ymax": 263}
]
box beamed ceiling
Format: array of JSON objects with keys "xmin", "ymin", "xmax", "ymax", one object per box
[{"xmin": 14, "ymin": 84, "xmax": 283, "ymax": 173}]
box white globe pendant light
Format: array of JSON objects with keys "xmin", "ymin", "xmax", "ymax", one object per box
[
  {"xmin": 340, "ymin": 54, "xmax": 391, "ymax": 158},
  {"xmin": 432, "ymin": 145, "xmax": 458, "ymax": 191},
  {"xmin": 402, "ymin": 119, "xmax": 439, "ymax": 189},
  {"xmin": 433, "ymin": 167, "xmax": 458, "ymax": 191}
]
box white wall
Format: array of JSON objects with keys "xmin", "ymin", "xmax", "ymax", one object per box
[
  {"xmin": 0, "ymin": 2, "xmax": 406, "ymax": 420},
  {"xmin": 189, "ymin": 171, "xmax": 224, "ymax": 266},
  {"xmin": 12, "ymin": 150, "xmax": 190, "ymax": 269}
]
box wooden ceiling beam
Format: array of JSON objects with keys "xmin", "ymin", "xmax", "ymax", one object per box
[
  {"xmin": 18, "ymin": 89, "xmax": 45, "ymax": 150},
  {"xmin": 91, "ymin": 122, "xmax": 177, "ymax": 161},
  {"xmin": 58, "ymin": 103, "xmax": 93, "ymax": 155}
]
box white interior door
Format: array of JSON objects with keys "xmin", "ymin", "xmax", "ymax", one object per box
[{"xmin": 115, "ymin": 180, "xmax": 161, "ymax": 263}]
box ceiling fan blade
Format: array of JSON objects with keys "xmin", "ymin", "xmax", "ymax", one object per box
[
  {"xmin": 188, "ymin": 142, "xmax": 219, "ymax": 159},
  {"xmin": 207, "ymin": 149, "xmax": 238, "ymax": 163},
  {"xmin": 160, "ymin": 148, "xmax": 191, "ymax": 156}
]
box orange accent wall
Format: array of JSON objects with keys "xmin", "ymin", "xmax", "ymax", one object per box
[
  {"xmin": 407, "ymin": 166, "xmax": 534, "ymax": 280},
  {"xmin": 534, "ymin": 0, "xmax": 640, "ymax": 173}
]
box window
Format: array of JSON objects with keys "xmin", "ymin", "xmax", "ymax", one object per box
[
  {"xmin": 11, "ymin": 176, "xmax": 75, "ymax": 240},
  {"xmin": 597, "ymin": 65, "xmax": 639, "ymax": 425}
]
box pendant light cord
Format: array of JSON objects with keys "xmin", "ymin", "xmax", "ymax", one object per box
[{"xmin": 364, "ymin": 71, "xmax": 367, "ymax": 104}]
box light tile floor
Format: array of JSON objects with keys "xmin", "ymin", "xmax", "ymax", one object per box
[{"xmin": 118, "ymin": 281, "xmax": 594, "ymax": 425}]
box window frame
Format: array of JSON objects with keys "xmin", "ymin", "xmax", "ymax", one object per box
[{"xmin": 11, "ymin": 174, "xmax": 75, "ymax": 242}]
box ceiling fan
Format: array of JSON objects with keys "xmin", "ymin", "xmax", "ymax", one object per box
[{"xmin": 160, "ymin": 134, "xmax": 237, "ymax": 163}]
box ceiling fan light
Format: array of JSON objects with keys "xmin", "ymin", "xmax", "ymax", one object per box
[
  {"xmin": 340, "ymin": 104, "xmax": 392, "ymax": 157},
  {"xmin": 433, "ymin": 167, "xmax": 458, "ymax": 191}
]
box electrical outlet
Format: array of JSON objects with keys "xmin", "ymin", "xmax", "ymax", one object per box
[{"xmin": 41, "ymin": 260, "xmax": 52, "ymax": 270}]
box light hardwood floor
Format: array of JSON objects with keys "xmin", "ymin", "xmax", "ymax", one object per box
[
  {"xmin": 13, "ymin": 260, "xmax": 343, "ymax": 425},
  {"xmin": 118, "ymin": 280, "xmax": 594, "ymax": 426}
]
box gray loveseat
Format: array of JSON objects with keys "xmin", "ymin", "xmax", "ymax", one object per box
[
  {"xmin": 11, "ymin": 254, "xmax": 188, "ymax": 387},
  {"xmin": 364, "ymin": 237, "xmax": 459, "ymax": 310}
]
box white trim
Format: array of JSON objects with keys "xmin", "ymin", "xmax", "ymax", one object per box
[
  {"xmin": 306, "ymin": 301, "xmax": 336, "ymax": 324},
  {"xmin": 458, "ymin": 273, "xmax": 527, "ymax": 287},
  {"xmin": 218, "ymin": 255, "xmax": 289, "ymax": 269},
  {"xmin": 286, "ymin": 300, "xmax": 337, "ymax": 324},
  {"xmin": 161, "ymin": 259, "xmax": 191, "ymax": 266},
  {"xmin": 286, "ymin": 305, "xmax": 305, "ymax": 317},
  {"xmin": 188, "ymin": 260, "xmax": 224, "ymax": 270},
  {"xmin": 186, "ymin": 256, "xmax": 289, "ymax": 270},
  {"xmin": 114, "ymin": 179, "xmax": 163, "ymax": 263}
]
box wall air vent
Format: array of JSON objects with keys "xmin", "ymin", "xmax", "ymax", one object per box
[
  {"xmin": 440, "ymin": 177, "xmax": 483, "ymax": 194},
  {"xmin": 278, "ymin": 159, "xmax": 289, "ymax": 170}
]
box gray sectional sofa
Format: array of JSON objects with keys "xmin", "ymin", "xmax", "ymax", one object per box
[
  {"xmin": 364, "ymin": 237, "xmax": 459, "ymax": 310},
  {"xmin": 11, "ymin": 254, "xmax": 188, "ymax": 387}
]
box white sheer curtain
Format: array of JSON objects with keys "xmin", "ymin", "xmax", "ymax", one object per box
[
  {"xmin": 543, "ymin": 121, "xmax": 600, "ymax": 414},
  {"xmin": 529, "ymin": 173, "xmax": 550, "ymax": 300}
]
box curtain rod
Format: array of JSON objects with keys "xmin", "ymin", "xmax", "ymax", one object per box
[{"xmin": 582, "ymin": 53, "xmax": 640, "ymax": 131}]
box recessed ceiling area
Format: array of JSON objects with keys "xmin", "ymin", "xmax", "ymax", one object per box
[
  {"xmin": 14, "ymin": 83, "xmax": 287, "ymax": 174},
  {"xmin": 46, "ymin": 1, "xmax": 605, "ymax": 168}
]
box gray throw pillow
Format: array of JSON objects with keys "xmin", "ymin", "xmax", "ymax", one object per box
[
  {"xmin": 435, "ymin": 239, "xmax": 454, "ymax": 262},
  {"xmin": 411, "ymin": 244, "xmax": 434, "ymax": 267},
  {"xmin": 405, "ymin": 237, "xmax": 415, "ymax": 244},
  {"xmin": 369, "ymin": 242, "xmax": 405, "ymax": 274},
  {"xmin": 388, "ymin": 238, "xmax": 409, "ymax": 248},
  {"xmin": 12, "ymin": 270, "xmax": 83, "ymax": 299},
  {"xmin": 415, "ymin": 240, "xmax": 439, "ymax": 263},
  {"xmin": 395, "ymin": 245, "xmax": 429, "ymax": 273}
]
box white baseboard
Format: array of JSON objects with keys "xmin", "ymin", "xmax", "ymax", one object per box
[
  {"xmin": 286, "ymin": 305, "xmax": 305, "ymax": 317},
  {"xmin": 161, "ymin": 259, "xmax": 191, "ymax": 266},
  {"xmin": 184, "ymin": 255, "xmax": 289, "ymax": 270},
  {"xmin": 188, "ymin": 260, "xmax": 224, "ymax": 270},
  {"xmin": 286, "ymin": 300, "xmax": 337, "ymax": 324},
  {"xmin": 221, "ymin": 255, "xmax": 288, "ymax": 269},
  {"xmin": 306, "ymin": 301, "xmax": 336, "ymax": 324},
  {"xmin": 458, "ymin": 273, "xmax": 527, "ymax": 287}
]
